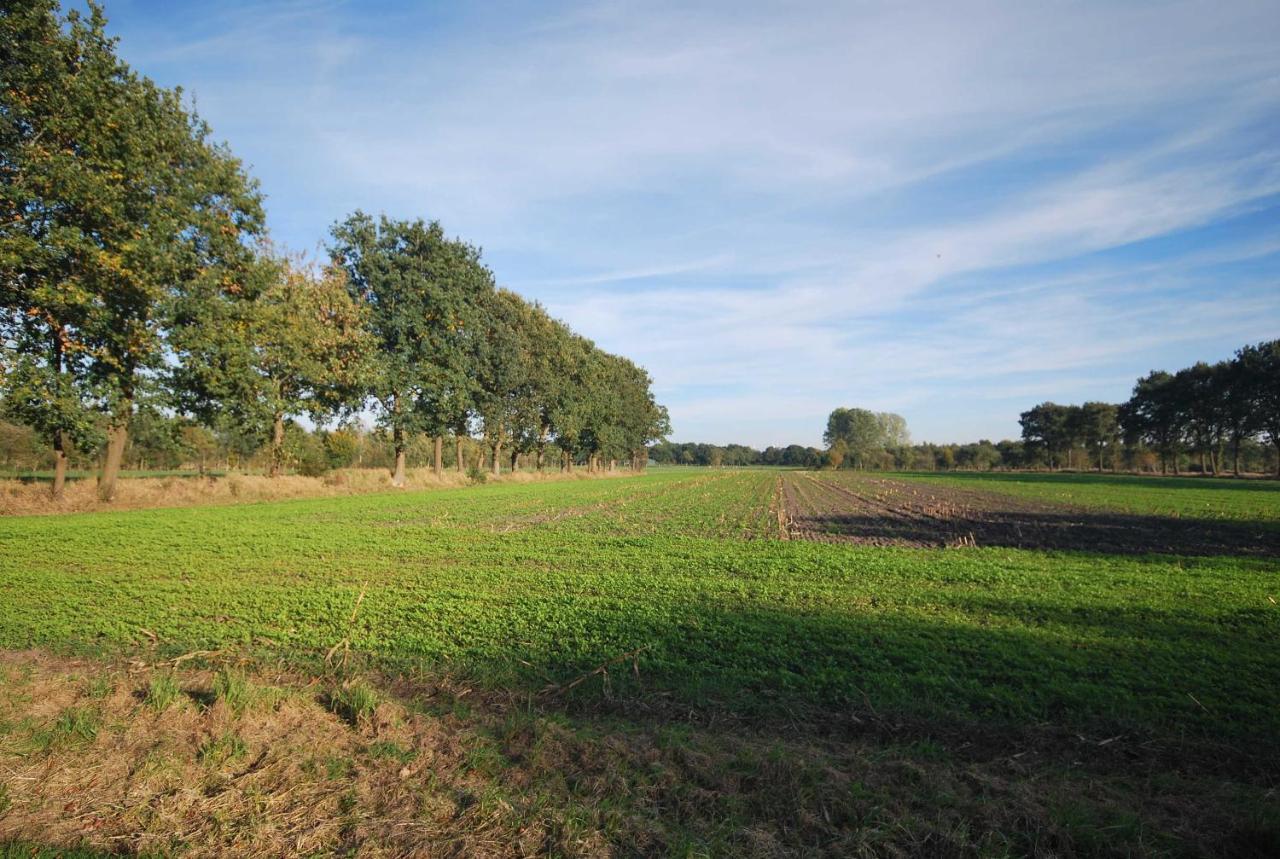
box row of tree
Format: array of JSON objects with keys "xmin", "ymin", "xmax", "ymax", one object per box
[
  {"xmin": 650, "ymin": 434, "xmax": 1280, "ymax": 474},
  {"xmin": 0, "ymin": 415, "xmax": 555, "ymax": 479},
  {"xmin": 1, "ymin": 2, "xmax": 669, "ymax": 500},
  {"xmin": 1021, "ymin": 340, "xmax": 1280, "ymax": 476},
  {"xmin": 648, "ymin": 441, "xmax": 826, "ymax": 468},
  {"xmin": 662, "ymin": 348, "xmax": 1280, "ymax": 476}
]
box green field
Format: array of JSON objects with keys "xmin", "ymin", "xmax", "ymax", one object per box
[
  {"xmin": 0, "ymin": 469, "xmax": 1274, "ymax": 734},
  {"xmin": 2, "ymin": 469, "xmax": 1279, "ymax": 855}
]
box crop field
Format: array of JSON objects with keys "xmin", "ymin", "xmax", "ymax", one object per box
[
  {"xmin": 892, "ymin": 470, "xmax": 1280, "ymax": 522},
  {"xmin": 781, "ymin": 471, "xmax": 1280, "ymax": 554},
  {"xmin": 1, "ymin": 469, "xmax": 1279, "ymax": 856}
]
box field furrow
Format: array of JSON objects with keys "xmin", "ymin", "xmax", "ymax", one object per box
[{"xmin": 781, "ymin": 471, "xmax": 1280, "ymax": 556}]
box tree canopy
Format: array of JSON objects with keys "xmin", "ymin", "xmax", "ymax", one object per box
[{"xmin": 1, "ymin": 2, "xmax": 669, "ymax": 499}]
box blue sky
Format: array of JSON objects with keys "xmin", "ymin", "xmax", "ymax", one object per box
[{"xmin": 98, "ymin": 0, "xmax": 1279, "ymax": 446}]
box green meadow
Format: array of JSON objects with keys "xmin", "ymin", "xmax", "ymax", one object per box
[{"xmin": 2, "ymin": 469, "xmax": 1278, "ymax": 856}]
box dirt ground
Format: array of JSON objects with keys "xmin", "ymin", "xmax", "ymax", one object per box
[{"xmin": 779, "ymin": 472, "xmax": 1280, "ymax": 556}]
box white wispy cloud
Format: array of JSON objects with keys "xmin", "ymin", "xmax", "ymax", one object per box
[{"xmin": 105, "ymin": 0, "xmax": 1280, "ymax": 446}]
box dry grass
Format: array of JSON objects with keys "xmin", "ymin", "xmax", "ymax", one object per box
[
  {"xmin": 0, "ymin": 467, "xmax": 623, "ymax": 517},
  {"xmin": 2, "ymin": 650, "xmax": 1276, "ymax": 858}
]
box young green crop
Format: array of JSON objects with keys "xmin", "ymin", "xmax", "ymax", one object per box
[{"xmin": 0, "ymin": 469, "xmax": 1276, "ymax": 750}]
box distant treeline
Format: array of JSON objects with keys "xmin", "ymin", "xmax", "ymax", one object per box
[
  {"xmin": 648, "ymin": 442, "xmax": 827, "ymax": 468},
  {"xmin": 0, "ymin": 3, "xmax": 668, "ymax": 501},
  {"xmin": 652, "ymin": 339, "xmax": 1280, "ymax": 476},
  {"xmin": 651, "ymin": 434, "xmax": 1278, "ymax": 475},
  {"xmin": 650, "ymin": 438, "xmax": 1058, "ymax": 472},
  {"xmin": 1021, "ymin": 340, "xmax": 1280, "ymax": 476}
]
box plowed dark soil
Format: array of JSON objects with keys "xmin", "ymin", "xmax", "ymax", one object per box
[{"xmin": 781, "ymin": 472, "xmax": 1280, "ymax": 556}]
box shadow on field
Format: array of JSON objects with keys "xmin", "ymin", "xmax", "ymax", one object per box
[
  {"xmin": 398, "ymin": 592, "xmax": 1280, "ymax": 765},
  {"xmin": 794, "ymin": 508, "xmax": 1280, "ymax": 556},
  {"xmin": 7, "ymin": 646, "xmax": 1280, "ymax": 859},
  {"xmin": 331, "ymin": 592, "xmax": 1280, "ymax": 855}
]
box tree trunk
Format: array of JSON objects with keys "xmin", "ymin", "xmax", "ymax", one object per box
[
  {"xmin": 455, "ymin": 436, "xmax": 465, "ymax": 474},
  {"xmin": 492, "ymin": 441, "xmax": 502, "ymax": 476},
  {"xmin": 510, "ymin": 449, "xmax": 519, "ymax": 472},
  {"xmin": 433, "ymin": 435, "xmax": 444, "ymax": 479},
  {"xmin": 1233, "ymin": 437, "xmax": 1241, "ymax": 477},
  {"xmin": 51, "ymin": 430, "xmax": 68, "ymax": 501},
  {"xmin": 98, "ymin": 404, "xmax": 130, "ymax": 502},
  {"xmin": 391, "ymin": 425, "xmax": 407, "ymax": 487},
  {"xmin": 565, "ymin": 452, "xmax": 573, "ymax": 473},
  {"xmin": 49, "ymin": 338, "xmax": 69, "ymax": 500},
  {"xmin": 268, "ymin": 413, "xmax": 285, "ymax": 477},
  {"xmin": 536, "ymin": 446, "xmax": 544, "ymax": 471},
  {"xmin": 609, "ymin": 459, "xmax": 616, "ymax": 472}
]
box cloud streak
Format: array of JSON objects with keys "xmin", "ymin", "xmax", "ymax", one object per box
[{"xmin": 104, "ymin": 0, "xmax": 1280, "ymax": 446}]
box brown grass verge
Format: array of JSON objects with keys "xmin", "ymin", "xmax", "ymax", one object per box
[
  {"xmin": 2, "ymin": 650, "xmax": 1277, "ymax": 857},
  {"xmin": 0, "ymin": 467, "xmax": 629, "ymax": 517}
]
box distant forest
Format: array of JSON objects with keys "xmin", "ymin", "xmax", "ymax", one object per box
[{"xmin": 653, "ymin": 340, "xmax": 1280, "ymax": 476}]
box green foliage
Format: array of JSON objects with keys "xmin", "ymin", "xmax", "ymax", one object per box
[
  {"xmin": 212, "ymin": 668, "xmax": 254, "ymax": 715},
  {"xmin": 329, "ymin": 682, "xmax": 380, "ymax": 726},
  {"xmin": 0, "ymin": 0, "xmax": 265, "ymax": 499},
  {"xmin": 35, "ymin": 706, "xmax": 99, "ymax": 752},
  {"xmin": 1, "ymin": 6, "xmax": 667, "ymax": 499},
  {"xmin": 824, "ymin": 408, "xmax": 908, "ymax": 468},
  {"xmin": 322, "ymin": 429, "xmax": 360, "ymax": 470},
  {"xmin": 197, "ymin": 731, "xmax": 247, "ymax": 766},
  {"xmin": 144, "ymin": 672, "xmax": 181, "ymax": 712},
  {"xmin": 366, "ymin": 740, "xmax": 415, "ymax": 764},
  {"xmin": 1115, "ymin": 339, "xmax": 1280, "ymax": 475},
  {"xmin": 170, "ymin": 249, "xmax": 372, "ymax": 476},
  {"xmin": 328, "ymin": 213, "xmax": 491, "ymax": 474},
  {"xmin": 286, "ymin": 424, "xmax": 331, "ymax": 477}
]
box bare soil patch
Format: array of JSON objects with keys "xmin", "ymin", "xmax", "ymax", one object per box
[{"xmin": 782, "ymin": 473, "xmax": 1280, "ymax": 556}]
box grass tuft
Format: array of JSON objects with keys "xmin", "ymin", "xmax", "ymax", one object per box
[
  {"xmin": 144, "ymin": 671, "xmax": 181, "ymax": 712},
  {"xmin": 197, "ymin": 731, "xmax": 247, "ymax": 766},
  {"xmin": 212, "ymin": 668, "xmax": 252, "ymax": 714},
  {"xmin": 328, "ymin": 681, "xmax": 379, "ymax": 727},
  {"xmin": 33, "ymin": 706, "xmax": 99, "ymax": 753}
]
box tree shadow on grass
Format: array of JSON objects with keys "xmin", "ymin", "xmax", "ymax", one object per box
[{"xmin": 365, "ymin": 590, "xmax": 1280, "ymax": 774}]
